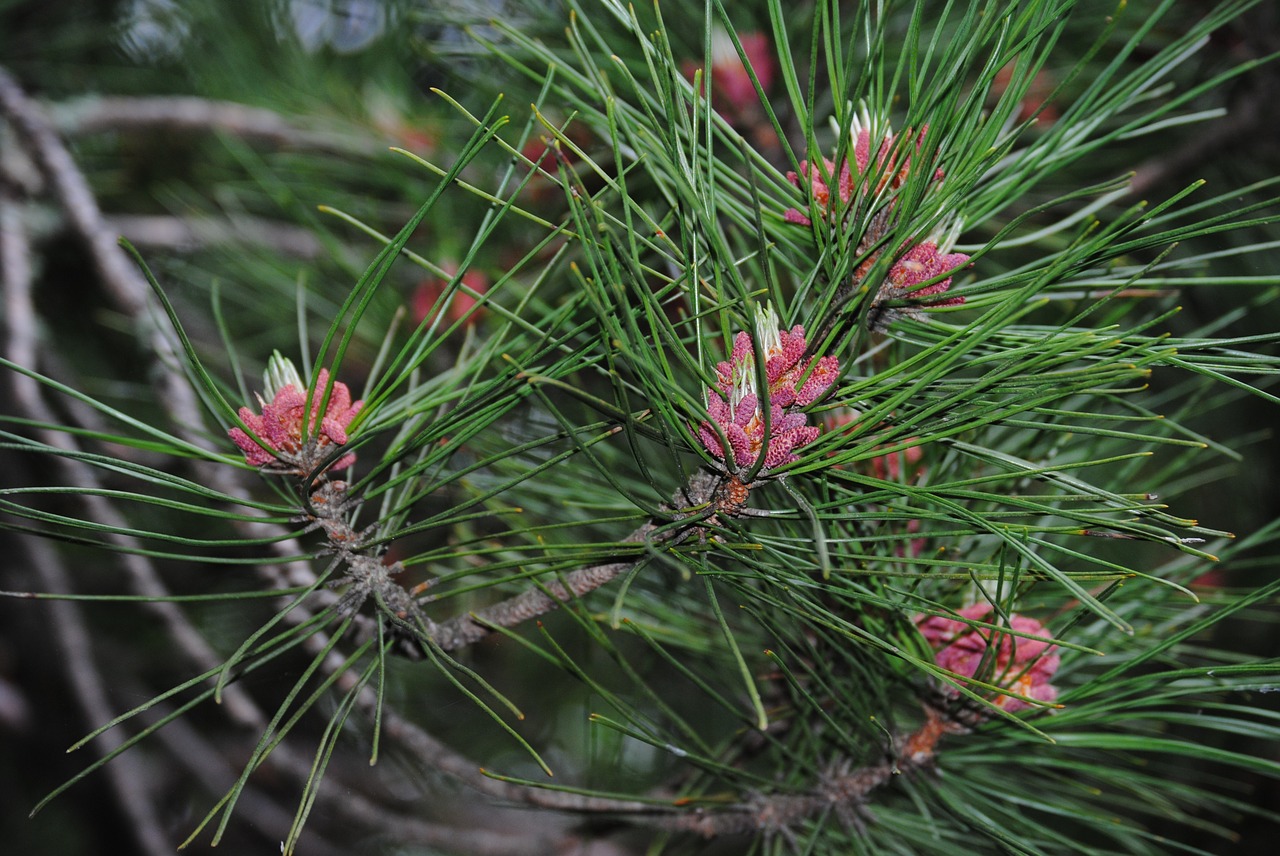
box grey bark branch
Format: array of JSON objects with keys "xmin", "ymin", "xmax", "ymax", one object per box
[
  {"xmin": 106, "ymin": 213, "xmax": 325, "ymax": 258},
  {"xmin": 0, "ymin": 67, "xmax": 150, "ymax": 316},
  {"xmin": 428, "ymin": 469, "xmax": 719, "ymax": 653},
  {"xmin": 50, "ymin": 94, "xmax": 384, "ymax": 156},
  {"xmin": 654, "ymin": 707, "xmax": 961, "ymax": 838},
  {"xmin": 430, "ymin": 520, "xmax": 665, "ymax": 651},
  {"xmin": 3, "ymin": 185, "xmax": 173, "ymax": 856}
]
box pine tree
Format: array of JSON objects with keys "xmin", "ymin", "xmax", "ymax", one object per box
[{"xmin": 2, "ymin": 1, "xmax": 1279, "ymax": 854}]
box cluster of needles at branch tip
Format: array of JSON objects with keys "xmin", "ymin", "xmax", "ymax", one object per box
[{"xmin": 228, "ymin": 354, "xmax": 426, "ymax": 633}]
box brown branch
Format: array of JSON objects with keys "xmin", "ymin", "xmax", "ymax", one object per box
[
  {"xmin": 1, "ymin": 66, "xmax": 150, "ymax": 316},
  {"xmin": 429, "ymin": 520, "xmax": 665, "ymax": 652},
  {"xmin": 106, "ymin": 213, "xmax": 325, "ymax": 258},
  {"xmin": 365, "ymin": 703, "xmax": 969, "ymax": 841},
  {"xmin": 49, "ymin": 94, "xmax": 384, "ymax": 157},
  {"xmin": 654, "ymin": 706, "xmax": 965, "ymax": 839},
  {"xmin": 428, "ymin": 469, "xmax": 717, "ymax": 651}
]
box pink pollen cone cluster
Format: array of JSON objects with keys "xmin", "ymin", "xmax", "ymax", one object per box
[
  {"xmin": 783, "ymin": 157, "xmax": 852, "ymax": 226},
  {"xmin": 784, "ymin": 123, "xmax": 941, "ymax": 226},
  {"xmin": 885, "ymin": 241, "xmax": 968, "ymax": 307},
  {"xmin": 917, "ymin": 603, "xmax": 1060, "ymax": 713},
  {"xmin": 698, "ymin": 306, "xmax": 839, "ymax": 473},
  {"xmin": 229, "ymin": 367, "xmax": 364, "ymax": 473}
]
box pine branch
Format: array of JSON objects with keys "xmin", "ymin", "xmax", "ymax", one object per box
[
  {"xmin": 426, "ymin": 470, "xmax": 727, "ymax": 651},
  {"xmin": 6, "ymin": 61, "xmax": 658, "ymax": 844},
  {"xmin": 429, "ymin": 518, "xmax": 666, "ymax": 651},
  {"xmin": 0, "ymin": 67, "xmax": 153, "ymax": 316},
  {"xmin": 5, "ymin": 4, "xmax": 1280, "ymax": 854},
  {"xmin": 105, "ymin": 213, "xmax": 325, "ymax": 258},
  {"xmin": 655, "ymin": 706, "xmax": 966, "ymax": 839},
  {"xmin": 14, "ymin": 536, "xmax": 175, "ymax": 856},
  {"xmin": 49, "ymin": 95, "xmax": 384, "ymax": 156}
]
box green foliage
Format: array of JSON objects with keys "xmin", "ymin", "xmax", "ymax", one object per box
[{"xmin": 2, "ymin": 1, "xmax": 1278, "ymax": 854}]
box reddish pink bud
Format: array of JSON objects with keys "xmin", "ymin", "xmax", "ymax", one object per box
[
  {"xmin": 698, "ymin": 306, "xmax": 839, "ymax": 474},
  {"xmin": 870, "ymin": 440, "xmax": 924, "ymax": 482},
  {"xmin": 785, "ymin": 118, "xmax": 946, "ymax": 226},
  {"xmin": 850, "ymin": 124, "xmax": 945, "ymax": 191},
  {"xmin": 712, "ymin": 30, "xmax": 774, "ymax": 116},
  {"xmin": 683, "ymin": 29, "xmax": 776, "ymax": 124},
  {"xmin": 229, "ymin": 367, "xmax": 363, "ymax": 474},
  {"xmin": 917, "ymin": 603, "xmax": 1060, "ymax": 712},
  {"xmin": 784, "ymin": 159, "xmax": 852, "ymax": 226},
  {"xmin": 992, "ymin": 65, "xmax": 1061, "ymax": 127},
  {"xmin": 887, "ymin": 242, "xmax": 969, "ymax": 306},
  {"xmin": 413, "ymin": 267, "xmax": 489, "ymax": 330}
]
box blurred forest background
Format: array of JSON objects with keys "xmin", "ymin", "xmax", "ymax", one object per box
[{"xmin": 2, "ymin": 0, "xmax": 1279, "ymax": 853}]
